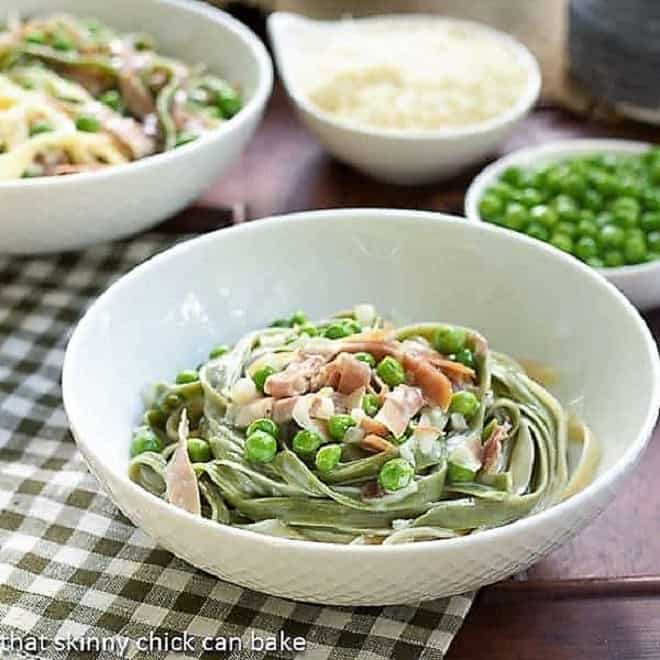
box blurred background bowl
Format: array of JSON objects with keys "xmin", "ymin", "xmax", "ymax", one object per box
[
  {"xmin": 1, "ymin": 0, "xmax": 273, "ymax": 255},
  {"xmin": 465, "ymin": 139, "xmax": 660, "ymax": 310},
  {"xmin": 268, "ymin": 12, "xmax": 541, "ymax": 185}
]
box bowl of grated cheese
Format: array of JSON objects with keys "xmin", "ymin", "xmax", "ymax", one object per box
[{"xmin": 268, "ymin": 13, "xmax": 541, "ymax": 185}]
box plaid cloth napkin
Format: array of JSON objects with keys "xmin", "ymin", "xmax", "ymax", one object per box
[{"xmin": 0, "ymin": 235, "xmax": 474, "ymax": 660}]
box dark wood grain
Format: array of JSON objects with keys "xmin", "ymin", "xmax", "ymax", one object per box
[
  {"xmin": 449, "ymin": 594, "xmax": 660, "ymax": 660},
  {"xmin": 162, "ymin": 79, "xmax": 660, "ymax": 658}
]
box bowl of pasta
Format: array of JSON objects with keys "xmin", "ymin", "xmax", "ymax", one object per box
[
  {"xmin": 63, "ymin": 209, "xmax": 660, "ymax": 605},
  {"xmin": 0, "ymin": 0, "xmax": 272, "ymax": 254}
]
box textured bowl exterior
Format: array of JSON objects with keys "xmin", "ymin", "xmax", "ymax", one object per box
[
  {"xmin": 0, "ymin": 0, "xmax": 273, "ymax": 254},
  {"xmin": 268, "ymin": 13, "xmax": 541, "ymax": 185},
  {"xmin": 464, "ymin": 139, "xmax": 660, "ymax": 310},
  {"xmin": 73, "ymin": 428, "xmax": 628, "ymax": 605},
  {"xmin": 63, "ymin": 210, "xmax": 660, "ymax": 606}
]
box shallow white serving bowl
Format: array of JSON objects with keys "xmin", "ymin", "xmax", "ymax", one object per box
[
  {"xmin": 63, "ymin": 209, "xmax": 660, "ymax": 606},
  {"xmin": 465, "ymin": 139, "xmax": 660, "ymax": 310},
  {"xmin": 267, "ymin": 13, "xmax": 541, "ymax": 185},
  {"xmin": 1, "ymin": 0, "xmax": 273, "ymax": 255}
]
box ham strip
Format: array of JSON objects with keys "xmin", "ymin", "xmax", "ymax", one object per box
[
  {"xmin": 313, "ymin": 353, "xmax": 371, "ymax": 394},
  {"xmin": 361, "ymin": 434, "xmax": 395, "ymax": 453},
  {"xmin": 303, "ymin": 339, "xmax": 456, "ymax": 409},
  {"xmin": 264, "ymin": 355, "xmax": 325, "ymax": 399},
  {"xmin": 375, "ymin": 385, "xmax": 424, "ymax": 438},
  {"xmin": 165, "ymin": 409, "xmax": 201, "ymax": 516},
  {"xmin": 482, "ymin": 422, "xmax": 510, "ymax": 472}
]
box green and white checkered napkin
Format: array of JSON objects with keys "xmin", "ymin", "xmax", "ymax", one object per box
[{"xmin": 0, "ymin": 234, "xmax": 474, "ymax": 660}]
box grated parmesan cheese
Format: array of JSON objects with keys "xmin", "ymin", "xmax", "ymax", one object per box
[{"xmin": 292, "ymin": 17, "xmax": 531, "ymax": 132}]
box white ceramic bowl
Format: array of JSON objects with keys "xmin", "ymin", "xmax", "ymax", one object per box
[
  {"xmin": 267, "ymin": 13, "xmax": 541, "ymax": 185},
  {"xmin": 63, "ymin": 209, "xmax": 660, "ymax": 606},
  {"xmin": 465, "ymin": 139, "xmax": 660, "ymax": 310},
  {"xmin": 1, "ymin": 0, "xmax": 273, "ymax": 255}
]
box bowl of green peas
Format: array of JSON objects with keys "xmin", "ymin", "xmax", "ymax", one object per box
[{"xmin": 465, "ymin": 139, "xmax": 660, "ymax": 309}]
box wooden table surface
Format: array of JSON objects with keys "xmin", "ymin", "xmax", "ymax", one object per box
[{"xmin": 160, "ymin": 82, "xmax": 660, "ymax": 659}]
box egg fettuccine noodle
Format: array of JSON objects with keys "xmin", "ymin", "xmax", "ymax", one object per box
[{"xmin": 0, "ymin": 13, "xmax": 242, "ymax": 179}]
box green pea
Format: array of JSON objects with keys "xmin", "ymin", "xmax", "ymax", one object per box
[
  {"xmin": 375, "ymin": 356, "xmax": 405, "ymax": 387},
  {"xmin": 245, "ymin": 430, "xmax": 277, "ymax": 463},
  {"xmin": 216, "ymin": 85, "xmax": 241, "ymax": 118},
  {"xmin": 641, "ymin": 212, "xmax": 660, "ymax": 232},
  {"xmin": 175, "ymin": 132, "xmax": 198, "ymax": 147},
  {"xmin": 478, "ymin": 194, "xmax": 504, "ymax": 220},
  {"xmin": 626, "ymin": 228, "xmax": 645, "ymax": 242},
  {"xmin": 544, "ymin": 166, "xmax": 564, "ymax": 193},
  {"xmin": 613, "ymin": 208, "xmax": 639, "ymax": 229},
  {"xmin": 488, "ymin": 182, "xmax": 515, "ymax": 200},
  {"xmin": 100, "ymin": 89, "xmax": 123, "ymax": 112},
  {"xmin": 327, "ymin": 414, "xmax": 356, "ymax": 441},
  {"xmin": 292, "ymin": 429, "xmax": 323, "ymax": 456},
  {"xmin": 130, "ymin": 427, "xmax": 163, "ymax": 457},
  {"xmin": 175, "ymin": 369, "xmax": 198, "ymax": 384},
  {"xmin": 519, "ymin": 188, "xmax": 543, "ymax": 208},
  {"xmin": 577, "ymin": 219, "xmax": 598, "ymax": 238},
  {"xmin": 582, "ymin": 189, "xmax": 604, "ymax": 212},
  {"xmin": 453, "ymin": 347, "xmax": 475, "ymax": 369},
  {"xmin": 579, "ymin": 209, "xmax": 596, "ymax": 223},
  {"xmin": 187, "ymin": 437, "xmax": 211, "ymax": 463},
  {"xmin": 595, "ymin": 211, "xmax": 614, "ymax": 227},
  {"xmin": 560, "ymin": 172, "xmax": 586, "ymax": 198},
  {"xmin": 433, "ymin": 324, "xmax": 467, "ymax": 354},
  {"xmin": 362, "ymin": 393, "xmax": 381, "ymax": 417},
  {"xmin": 619, "ymin": 177, "xmax": 643, "ymax": 198},
  {"xmin": 599, "ymin": 224, "xmax": 625, "ymax": 249},
  {"xmin": 530, "ymin": 204, "xmax": 558, "ymax": 229},
  {"xmin": 209, "ymin": 344, "xmax": 230, "ymax": 359},
  {"xmin": 612, "ymin": 196, "xmax": 640, "ymax": 217},
  {"xmin": 449, "ymin": 391, "xmax": 480, "ymax": 419},
  {"xmin": 52, "ymin": 35, "xmax": 74, "ymax": 51},
  {"xmin": 353, "ymin": 352, "xmax": 376, "ymax": 368},
  {"xmin": 252, "ymin": 366, "xmax": 276, "ymax": 392},
  {"xmin": 526, "ymin": 222, "xmax": 549, "ymax": 242},
  {"xmin": 647, "ymin": 231, "xmax": 660, "ymax": 252},
  {"xmin": 624, "ymin": 235, "xmax": 647, "ymax": 264},
  {"xmin": 650, "ymin": 161, "xmax": 660, "ymax": 185},
  {"xmin": 592, "ymin": 171, "xmax": 618, "ymax": 196},
  {"xmin": 550, "ymin": 233, "xmax": 573, "ymax": 253},
  {"xmin": 75, "ymin": 115, "xmax": 100, "ymax": 132},
  {"xmin": 290, "ymin": 310, "xmax": 307, "ymax": 326},
  {"xmin": 323, "ymin": 319, "xmax": 360, "ymax": 339},
  {"xmin": 378, "ymin": 458, "xmax": 415, "ymax": 493},
  {"xmin": 315, "ymin": 444, "xmax": 342, "ymax": 473},
  {"xmin": 554, "ymin": 195, "xmax": 579, "ymax": 223},
  {"xmin": 24, "ymin": 30, "xmax": 46, "ymax": 44},
  {"xmin": 503, "ymin": 202, "xmax": 528, "ymax": 230},
  {"xmin": 642, "ymin": 189, "xmax": 660, "ymax": 211},
  {"xmin": 501, "ymin": 166, "xmax": 525, "ymax": 187},
  {"xmin": 556, "ymin": 221, "xmax": 578, "ymax": 238},
  {"xmin": 298, "ymin": 323, "xmax": 318, "ymax": 337},
  {"xmin": 603, "ymin": 250, "xmax": 625, "ymax": 267},
  {"xmin": 246, "ymin": 418, "xmax": 280, "ymax": 440},
  {"xmin": 586, "ymin": 256, "xmax": 605, "ymax": 268},
  {"xmin": 574, "ymin": 236, "xmax": 598, "ymax": 260},
  {"xmin": 29, "ymin": 121, "xmax": 53, "ymax": 136}
]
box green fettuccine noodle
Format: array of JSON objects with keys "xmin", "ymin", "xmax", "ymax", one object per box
[{"xmin": 128, "ymin": 306, "xmax": 600, "ymax": 545}]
